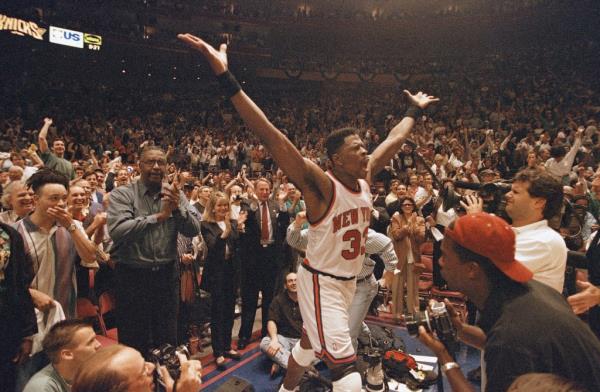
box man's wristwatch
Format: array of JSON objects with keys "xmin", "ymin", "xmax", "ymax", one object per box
[
  {"xmin": 67, "ymin": 223, "xmax": 77, "ymax": 232},
  {"xmin": 441, "ymin": 361, "xmax": 461, "ymax": 374}
]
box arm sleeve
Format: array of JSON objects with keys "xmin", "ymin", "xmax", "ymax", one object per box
[
  {"xmin": 10, "ymin": 226, "xmax": 38, "ymax": 338},
  {"xmin": 365, "ymin": 229, "xmax": 398, "ymax": 271},
  {"xmin": 39, "ymin": 151, "xmax": 53, "ymax": 165},
  {"xmin": 286, "ymin": 224, "xmax": 308, "ymax": 251},
  {"xmin": 105, "ymin": 171, "xmax": 115, "ymax": 192},
  {"xmin": 174, "ymin": 191, "xmax": 202, "ymax": 238},
  {"xmin": 107, "ymin": 188, "xmax": 153, "ymax": 247},
  {"xmin": 268, "ymin": 296, "xmax": 282, "ymax": 323},
  {"xmin": 560, "ymin": 137, "xmax": 582, "ymax": 172}
]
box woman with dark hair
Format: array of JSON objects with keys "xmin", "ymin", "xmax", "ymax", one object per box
[
  {"xmin": 201, "ymin": 192, "xmax": 247, "ymax": 369},
  {"xmin": 387, "ymin": 196, "xmax": 425, "ymax": 318}
]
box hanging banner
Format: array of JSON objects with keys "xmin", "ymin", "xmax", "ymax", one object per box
[
  {"xmin": 49, "ymin": 26, "xmax": 84, "ymax": 48},
  {"xmin": 0, "ymin": 13, "xmax": 47, "ymax": 40}
]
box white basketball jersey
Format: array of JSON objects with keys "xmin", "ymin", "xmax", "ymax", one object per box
[{"xmin": 305, "ymin": 171, "xmax": 373, "ymax": 278}]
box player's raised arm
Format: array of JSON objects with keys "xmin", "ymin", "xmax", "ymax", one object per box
[
  {"xmin": 178, "ymin": 33, "xmax": 329, "ymax": 196},
  {"xmin": 367, "ymin": 90, "xmax": 439, "ymax": 183}
]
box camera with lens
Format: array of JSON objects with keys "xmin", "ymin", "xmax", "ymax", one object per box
[
  {"xmin": 442, "ymin": 180, "xmax": 511, "ymax": 217},
  {"xmin": 406, "ymin": 300, "xmax": 459, "ymax": 353},
  {"xmin": 148, "ymin": 344, "xmax": 190, "ymax": 383}
]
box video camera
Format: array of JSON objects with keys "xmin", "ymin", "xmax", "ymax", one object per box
[{"xmin": 442, "ymin": 180, "xmax": 511, "ymax": 216}]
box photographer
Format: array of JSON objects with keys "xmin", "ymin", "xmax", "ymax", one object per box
[
  {"xmin": 418, "ymin": 213, "xmax": 600, "ymax": 392},
  {"xmin": 72, "ymin": 344, "xmax": 202, "ymax": 392},
  {"xmin": 462, "ymin": 168, "xmax": 567, "ymax": 293}
]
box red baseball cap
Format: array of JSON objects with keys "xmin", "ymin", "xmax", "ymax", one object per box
[{"xmin": 445, "ymin": 213, "xmax": 533, "ymax": 283}]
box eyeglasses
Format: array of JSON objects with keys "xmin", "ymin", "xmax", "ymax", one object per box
[
  {"xmin": 142, "ymin": 159, "xmax": 167, "ymax": 167},
  {"xmin": 401, "ymin": 203, "xmax": 414, "ymax": 207}
]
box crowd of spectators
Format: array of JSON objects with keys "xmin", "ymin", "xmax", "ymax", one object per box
[{"xmin": 1, "ymin": 32, "xmax": 600, "ymax": 391}]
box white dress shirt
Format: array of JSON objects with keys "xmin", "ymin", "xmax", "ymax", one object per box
[{"xmin": 513, "ymin": 219, "xmax": 567, "ymax": 292}]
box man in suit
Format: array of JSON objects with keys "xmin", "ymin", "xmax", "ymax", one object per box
[
  {"xmin": 237, "ymin": 178, "xmax": 289, "ymax": 349},
  {"xmin": 83, "ymin": 170, "xmax": 104, "ymax": 205}
]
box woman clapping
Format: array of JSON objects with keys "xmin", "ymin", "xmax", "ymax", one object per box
[
  {"xmin": 201, "ymin": 192, "xmax": 247, "ymax": 369},
  {"xmin": 388, "ymin": 196, "xmax": 426, "ymax": 318}
]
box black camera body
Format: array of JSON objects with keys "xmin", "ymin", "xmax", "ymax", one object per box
[
  {"xmin": 148, "ymin": 344, "xmax": 190, "ymax": 382},
  {"xmin": 443, "ymin": 180, "xmax": 511, "ymax": 217},
  {"xmin": 405, "ymin": 300, "xmax": 459, "ymax": 353}
]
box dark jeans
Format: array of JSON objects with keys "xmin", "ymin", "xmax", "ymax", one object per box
[
  {"xmin": 239, "ymin": 246, "xmax": 279, "ymax": 339},
  {"xmin": 115, "ymin": 262, "xmax": 179, "ymax": 358}
]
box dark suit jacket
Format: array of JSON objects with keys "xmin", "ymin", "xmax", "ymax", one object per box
[
  {"xmin": 240, "ymin": 198, "xmax": 289, "ymax": 262},
  {"xmin": 0, "ymin": 223, "xmax": 37, "ymax": 360},
  {"xmin": 200, "ymin": 220, "xmax": 240, "ymax": 292}
]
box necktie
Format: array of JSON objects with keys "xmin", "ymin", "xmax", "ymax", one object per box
[{"xmin": 261, "ymin": 202, "xmax": 269, "ymax": 242}]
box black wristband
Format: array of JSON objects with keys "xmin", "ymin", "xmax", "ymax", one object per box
[
  {"xmin": 404, "ymin": 106, "xmax": 423, "ymax": 119},
  {"xmin": 217, "ymin": 70, "xmax": 242, "ymax": 99}
]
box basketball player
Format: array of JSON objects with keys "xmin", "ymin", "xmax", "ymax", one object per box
[{"xmin": 178, "ymin": 34, "xmax": 439, "ymax": 392}]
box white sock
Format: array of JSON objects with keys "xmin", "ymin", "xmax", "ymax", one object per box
[
  {"xmin": 332, "ymin": 371, "xmax": 362, "ymax": 392},
  {"xmin": 366, "ymin": 363, "xmax": 385, "ymax": 391}
]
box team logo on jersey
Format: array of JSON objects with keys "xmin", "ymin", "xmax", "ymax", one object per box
[{"xmin": 332, "ymin": 207, "xmax": 371, "ymax": 234}]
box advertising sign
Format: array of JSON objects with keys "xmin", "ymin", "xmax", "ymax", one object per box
[{"xmin": 49, "ymin": 26, "xmax": 84, "ymax": 48}]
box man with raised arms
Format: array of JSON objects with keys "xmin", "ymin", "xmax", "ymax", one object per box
[{"xmin": 178, "ymin": 33, "xmax": 438, "ymax": 392}]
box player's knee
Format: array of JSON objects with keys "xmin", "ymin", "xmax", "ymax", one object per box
[
  {"xmin": 291, "ymin": 342, "xmax": 316, "ymax": 367},
  {"xmin": 329, "ymin": 363, "xmax": 361, "ymax": 391}
]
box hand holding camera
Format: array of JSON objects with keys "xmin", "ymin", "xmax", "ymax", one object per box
[
  {"xmin": 459, "ymin": 194, "xmax": 483, "ymax": 215},
  {"xmin": 409, "ymin": 299, "xmax": 460, "ymax": 355},
  {"xmin": 150, "ymin": 344, "xmax": 202, "ymax": 392}
]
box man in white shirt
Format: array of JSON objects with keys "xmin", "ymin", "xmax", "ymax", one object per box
[
  {"xmin": 544, "ymin": 127, "xmax": 583, "ymax": 183},
  {"xmin": 506, "ymin": 169, "xmax": 567, "ymax": 292}
]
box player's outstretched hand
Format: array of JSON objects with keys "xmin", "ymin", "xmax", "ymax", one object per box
[
  {"xmin": 177, "ymin": 33, "xmax": 228, "ymax": 75},
  {"xmin": 403, "ymin": 90, "xmax": 440, "ymax": 110}
]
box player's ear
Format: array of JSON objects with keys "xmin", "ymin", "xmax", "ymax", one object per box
[{"xmin": 332, "ymin": 153, "xmax": 342, "ymax": 167}]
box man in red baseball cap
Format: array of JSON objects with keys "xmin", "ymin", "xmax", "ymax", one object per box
[{"xmin": 418, "ymin": 212, "xmax": 600, "ymax": 392}]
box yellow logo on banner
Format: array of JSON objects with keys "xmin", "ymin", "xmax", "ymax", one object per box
[
  {"xmin": 0, "ymin": 13, "xmax": 47, "ymax": 40},
  {"xmin": 83, "ymin": 33, "xmax": 102, "ymax": 45}
]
